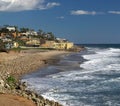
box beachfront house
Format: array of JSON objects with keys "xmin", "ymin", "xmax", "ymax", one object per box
[
  {"xmin": 41, "ymin": 40, "xmax": 74, "ymax": 50},
  {"xmin": 53, "ymin": 42, "xmax": 74, "ymax": 50}
]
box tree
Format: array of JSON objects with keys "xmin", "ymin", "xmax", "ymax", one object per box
[
  {"xmin": 0, "ymin": 39, "xmax": 7, "ymax": 52},
  {"xmin": 37, "ymin": 29, "xmax": 47, "ymax": 39},
  {"xmin": 38, "ymin": 29, "xmax": 43, "ymax": 35},
  {"xmin": 14, "ymin": 26, "xmax": 19, "ymax": 32},
  {"xmin": 13, "ymin": 26, "xmax": 19, "ymax": 37},
  {"xmin": 47, "ymin": 32, "xmax": 55, "ymax": 40},
  {"xmin": 20, "ymin": 27, "xmax": 29, "ymax": 33},
  {"xmin": 0, "ymin": 27, "xmax": 9, "ymax": 33}
]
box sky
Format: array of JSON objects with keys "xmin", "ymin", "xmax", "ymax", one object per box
[{"xmin": 0, "ymin": 0, "xmax": 120, "ymax": 44}]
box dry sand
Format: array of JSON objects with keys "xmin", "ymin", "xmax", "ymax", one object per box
[
  {"xmin": 0, "ymin": 50, "xmax": 70, "ymax": 78},
  {"xmin": 0, "ymin": 94, "xmax": 36, "ymax": 106}
]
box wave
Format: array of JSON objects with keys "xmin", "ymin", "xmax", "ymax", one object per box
[
  {"xmin": 22, "ymin": 46, "xmax": 120, "ymax": 106},
  {"xmin": 81, "ymin": 47, "xmax": 120, "ymax": 71}
]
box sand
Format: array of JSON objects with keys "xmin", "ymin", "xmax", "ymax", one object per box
[
  {"xmin": 0, "ymin": 94, "xmax": 36, "ymax": 106},
  {"xmin": 0, "ymin": 50, "xmax": 70, "ymax": 78}
]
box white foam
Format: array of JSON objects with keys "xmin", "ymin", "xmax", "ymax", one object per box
[
  {"xmin": 22, "ymin": 47, "xmax": 120, "ymax": 106},
  {"xmin": 81, "ymin": 48, "xmax": 120, "ymax": 73}
]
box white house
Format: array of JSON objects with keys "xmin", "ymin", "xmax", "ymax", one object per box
[
  {"xmin": 6, "ymin": 26, "xmax": 16, "ymax": 31},
  {"xmin": 21, "ymin": 31, "xmax": 38, "ymax": 36}
]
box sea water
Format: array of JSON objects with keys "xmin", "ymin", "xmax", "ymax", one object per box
[{"xmin": 22, "ymin": 44, "xmax": 120, "ymax": 106}]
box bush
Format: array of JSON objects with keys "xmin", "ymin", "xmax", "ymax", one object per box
[
  {"xmin": 10, "ymin": 47, "xmax": 21, "ymax": 52},
  {"xmin": 6, "ymin": 75, "xmax": 16, "ymax": 89},
  {"xmin": 0, "ymin": 39, "xmax": 7, "ymax": 52}
]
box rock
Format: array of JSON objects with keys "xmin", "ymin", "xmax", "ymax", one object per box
[
  {"xmin": 0, "ymin": 78, "xmax": 4, "ymax": 87},
  {"xmin": 22, "ymin": 92, "xmax": 28, "ymax": 98},
  {"xmin": 19, "ymin": 85, "xmax": 25, "ymax": 90},
  {"xmin": 31, "ymin": 92, "xmax": 36, "ymax": 99},
  {"xmin": 22, "ymin": 81, "xmax": 27, "ymax": 87},
  {"xmin": 27, "ymin": 94, "xmax": 32, "ymax": 100},
  {"xmin": 32, "ymin": 97, "xmax": 38, "ymax": 103},
  {"xmin": 36, "ymin": 102, "xmax": 40, "ymax": 106},
  {"xmin": 4, "ymin": 83, "xmax": 10, "ymax": 89},
  {"xmin": 0, "ymin": 77, "xmax": 5, "ymax": 93},
  {"xmin": 38, "ymin": 95, "xmax": 44, "ymax": 100}
]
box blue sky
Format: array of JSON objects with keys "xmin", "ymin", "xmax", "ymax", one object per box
[{"xmin": 0, "ymin": 0, "xmax": 120, "ymax": 44}]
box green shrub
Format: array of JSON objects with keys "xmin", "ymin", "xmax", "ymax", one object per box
[
  {"xmin": 10, "ymin": 47, "xmax": 21, "ymax": 52},
  {"xmin": 6, "ymin": 75, "xmax": 16, "ymax": 89}
]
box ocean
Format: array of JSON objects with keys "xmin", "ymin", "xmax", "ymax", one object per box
[{"xmin": 22, "ymin": 44, "xmax": 120, "ymax": 106}]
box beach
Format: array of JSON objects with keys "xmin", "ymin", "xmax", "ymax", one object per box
[
  {"xmin": 0, "ymin": 50, "xmax": 70, "ymax": 78},
  {"xmin": 0, "ymin": 49, "xmax": 71, "ymax": 106}
]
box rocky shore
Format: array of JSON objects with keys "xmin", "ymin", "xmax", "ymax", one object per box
[
  {"xmin": 0, "ymin": 77, "xmax": 62, "ymax": 106},
  {"xmin": 0, "ymin": 49, "xmax": 70, "ymax": 106}
]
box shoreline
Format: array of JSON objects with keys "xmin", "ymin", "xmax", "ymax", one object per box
[
  {"xmin": 0, "ymin": 50, "xmax": 71, "ymax": 79},
  {"xmin": 0, "ymin": 49, "xmax": 72, "ymax": 106}
]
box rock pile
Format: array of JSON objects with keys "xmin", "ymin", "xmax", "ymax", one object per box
[
  {"xmin": 0, "ymin": 75, "xmax": 62, "ymax": 106},
  {"xmin": 15, "ymin": 81, "xmax": 62, "ymax": 106}
]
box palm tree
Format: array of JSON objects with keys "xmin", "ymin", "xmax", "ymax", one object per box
[
  {"xmin": 47, "ymin": 32, "xmax": 55, "ymax": 40},
  {"xmin": 38, "ymin": 29, "xmax": 43, "ymax": 36}
]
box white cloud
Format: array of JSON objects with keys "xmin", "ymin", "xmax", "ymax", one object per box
[
  {"xmin": 46, "ymin": 2, "xmax": 60, "ymax": 9},
  {"xmin": 70, "ymin": 10, "xmax": 105, "ymax": 15},
  {"xmin": 108, "ymin": 11, "xmax": 120, "ymax": 14},
  {"xmin": 0, "ymin": 0, "xmax": 60, "ymax": 12},
  {"xmin": 57, "ymin": 16, "xmax": 64, "ymax": 19},
  {"xmin": 71, "ymin": 10, "xmax": 97, "ymax": 15}
]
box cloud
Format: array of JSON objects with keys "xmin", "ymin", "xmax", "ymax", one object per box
[
  {"xmin": 0, "ymin": 0, "xmax": 60, "ymax": 12},
  {"xmin": 108, "ymin": 11, "xmax": 120, "ymax": 14},
  {"xmin": 45, "ymin": 2, "xmax": 60, "ymax": 9},
  {"xmin": 57, "ymin": 16, "xmax": 64, "ymax": 19},
  {"xmin": 71, "ymin": 10, "xmax": 97, "ymax": 15},
  {"xmin": 70, "ymin": 10, "xmax": 105, "ymax": 15}
]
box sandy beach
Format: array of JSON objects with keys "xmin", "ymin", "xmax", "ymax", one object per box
[
  {"xmin": 0, "ymin": 49, "xmax": 70, "ymax": 106},
  {"xmin": 0, "ymin": 50, "xmax": 70, "ymax": 78}
]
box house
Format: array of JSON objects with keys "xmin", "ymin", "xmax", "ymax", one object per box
[
  {"xmin": 2, "ymin": 38, "xmax": 12, "ymax": 42},
  {"xmin": 6, "ymin": 26, "xmax": 16, "ymax": 32},
  {"xmin": 41, "ymin": 40, "xmax": 55, "ymax": 48},
  {"xmin": 65, "ymin": 42, "xmax": 74, "ymax": 49},
  {"xmin": 21, "ymin": 31, "xmax": 38, "ymax": 36},
  {"xmin": 53, "ymin": 42, "xmax": 74, "ymax": 50},
  {"xmin": 56, "ymin": 37, "xmax": 67, "ymax": 43},
  {"xmin": 13, "ymin": 42, "xmax": 19, "ymax": 48},
  {"xmin": 41, "ymin": 40, "xmax": 74, "ymax": 50},
  {"xmin": 20, "ymin": 36, "xmax": 29, "ymax": 41},
  {"xmin": 26, "ymin": 38, "xmax": 40, "ymax": 46},
  {"xmin": 4, "ymin": 42, "xmax": 19, "ymax": 49}
]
